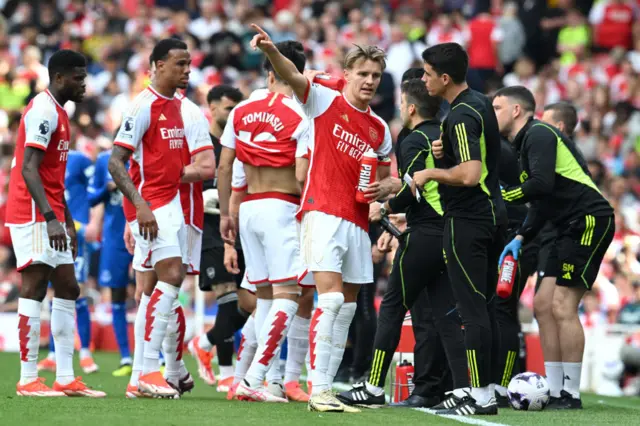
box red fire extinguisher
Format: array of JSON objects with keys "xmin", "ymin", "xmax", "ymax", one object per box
[{"xmin": 394, "ymin": 360, "xmax": 415, "ymax": 403}]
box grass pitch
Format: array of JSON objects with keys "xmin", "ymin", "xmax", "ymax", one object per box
[{"xmin": 0, "ymin": 351, "xmax": 638, "ymax": 425}]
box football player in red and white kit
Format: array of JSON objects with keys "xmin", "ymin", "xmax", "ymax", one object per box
[
  {"xmin": 217, "ymin": 41, "xmax": 311, "ymax": 403},
  {"xmin": 250, "ymin": 25, "xmax": 392, "ymax": 412},
  {"xmin": 109, "ymin": 38, "xmax": 207, "ymax": 399},
  {"xmin": 9, "ymin": 50, "xmax": 105, "ymax": 397}
]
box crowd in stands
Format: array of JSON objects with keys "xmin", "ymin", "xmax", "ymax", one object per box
[{"xmin": 0, "ymin": 0, "xmax": 638, "ymax": 328}]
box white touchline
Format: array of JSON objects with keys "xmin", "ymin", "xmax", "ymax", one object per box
[{"xmin": 413, "ymin": 408, "xmax": 510, "ymax": 426}]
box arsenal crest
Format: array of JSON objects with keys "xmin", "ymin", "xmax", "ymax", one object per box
[{"xmin": 369, "ymin": 127, "xmax": 378, "ymax": 143}]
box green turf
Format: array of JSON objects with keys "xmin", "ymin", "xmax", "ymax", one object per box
[{"xmin": 0, "ymin": 352, "xmax": 638, "ymax": 425}]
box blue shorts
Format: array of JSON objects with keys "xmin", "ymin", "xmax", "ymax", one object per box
[
  {"xmin": 74, "ymin": 233, "xmax": 89, "ymax": 284},
  {"xmin": 99, "ymin": 244, "xmax": 133, "ymax": 288}
]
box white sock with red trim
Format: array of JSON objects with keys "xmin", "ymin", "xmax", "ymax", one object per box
[
  {"xmin": 284, "ymin": 315, "xmax": 310, "ymax": 384},
  {"xmin": 327, "ymin": 302, "xmax": 357, "ymax": 385},
  {"xmin": 142, "ymin": 282, "xmax": 178, "ymax": 375},
  {"xmin": 162, "ymin": 300, "xmax": 187, "ymax": 383},
  {"xmin": 51, "ymin": 298, "xmax": 76, "ymax": 385},
  {"xmin": 244, "ymin": 298, "xmax": 298, "ymax": 389},
  {"xmin": 309, "ymin": 292, "xmax": 343, "ymax": 395},
  {"xmin": 18, "ymin": 298, "xmax": 41, "ymax": 385},
  {"xmin": 129, "ymin": 294, "xmax": 149, "ymax": 387},
  {"xmin": 233, "ymin": 315, "xmax": 257, "ymax": 385}
]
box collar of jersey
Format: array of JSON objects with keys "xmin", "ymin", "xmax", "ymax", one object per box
[{"xmin": 513, "ymin": 117, "xmax": 535, "ymax": 151}]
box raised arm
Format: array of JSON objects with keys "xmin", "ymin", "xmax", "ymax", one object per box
[{"xmin": 250, "ymin": 23, "xmax": 309, "ymax": 101}]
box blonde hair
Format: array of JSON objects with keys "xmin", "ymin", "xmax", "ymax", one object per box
[{"xmin": 343, "ymin": 44, "xmax": 387, "ymax": 71}]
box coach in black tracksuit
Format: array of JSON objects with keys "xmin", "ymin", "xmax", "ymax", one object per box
[{"xmin": 338, "ymin": 79, "xmax": 468, "ymax": 409}]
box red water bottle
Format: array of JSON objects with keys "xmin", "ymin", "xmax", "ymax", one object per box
[
  {"xmin": 313, "ymin": 74, "xmax": 346, "ymax": 91},
  {"xmin": 497, "ymin": 255, "xmax": 518, "ymax": 298},
  {"xmin": 355, "ymin": 149, "xmax": 378, "ymax": 203},
  {"xmin": 394, "ymin": 360, "xmax": 415, "ymax": 403}
]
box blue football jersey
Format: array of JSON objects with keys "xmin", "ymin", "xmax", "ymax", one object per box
[
  {"xmin": 65, "ymin": 151, "xmax": 94, "ymax": 225},
  {"xmin": 89, "ymin": 150, "xmax": 127, "ymax": 250}
]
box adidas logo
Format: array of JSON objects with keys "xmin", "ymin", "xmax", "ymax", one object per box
[
  {"xmin": 454, "ymin": 404, "xmax": 476, "ymax": 415},
  {"xmin": 563, "ymin": 272, "xmax": 571, "ymax": 280},
  {"xmin": 159, "ymin": 114, "xmax": 167, "ymax": 121}
]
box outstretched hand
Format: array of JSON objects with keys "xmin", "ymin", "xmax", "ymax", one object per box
[{"xmin": 250, "ymin": 24, "xmax": 276, "ymax": 54}]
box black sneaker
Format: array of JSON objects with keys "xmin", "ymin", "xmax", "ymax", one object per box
[
  {"xmin": 432, "ymin": 393, "xmax": 464, "ymax": 412},
  {"xmin": 495, "ymin": 391, "xmax": 510, "ymax": 408},
  {"xmin": 439, "ymin": 395, "xmax": 498, "ymax": 416},
  {"xmin": 546, "ymin": 390, "xmax": 582, "ymax": 410},
  {"xmin": 336, "ymin": 382, "xmax": 386, "ymax": 407}
]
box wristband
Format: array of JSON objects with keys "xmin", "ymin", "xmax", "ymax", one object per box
[{"xmin": 44, "ymin": 211, "xmax": 56, "ymax": 222}]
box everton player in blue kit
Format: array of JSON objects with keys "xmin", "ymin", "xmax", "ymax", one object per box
[
  {"xmin": 39, "ymin": 148, "xmax": 99, "ymax": 374},
  {"xmin": 89, "ymin": 149, "xmax": 134, "ymax": 376}
]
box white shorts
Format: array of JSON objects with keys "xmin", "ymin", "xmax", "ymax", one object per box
[
  {"xmin": 9, "ymin": 221, "xmax": 74, "ymax": 271},
  {"xmin": 239, "ymin": 193, "xmax": 303, "ymax": 285},
  {"xmin": 300, "ymin": 211, "xmax": 373, "ymax": 284},
  {"xmin": 240, "ymin": 272, "xmax": 256, "ymax": 294},
  {"xmin": 185, "ymin": 225, "xmax": 202, "ymax": 275},
  {"xmin": 131, "ymin": 195, "xmax": 188, "ymax": 272}
]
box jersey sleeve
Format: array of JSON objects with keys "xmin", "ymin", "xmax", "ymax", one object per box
[
  {"xmin": 447, "ymin": 108, "xmax": 483, "ymax": 164},
  {"xmin": 387, "ymin": 132, "xmax": 427, "ymax": 213},
  {"xmin": 231, "ymin": 158, "xmax": 247, "ymax": 191},
  {"xmin": 113, "ymin": 103, "xmax": 151, "ymax": 151},
  {"xmin": 23, "ymin": 104, "xmax": 59, "ymax": 151},
  {"xmin": 183, "ymin": 104, "xmax": 213, "ymax": 155},
  {"xmin": 294, "ymin": 119, "xmax": 311, "ymax": 158},
  {"xmin": 294, "ymin": 81, "xmax": 339, "ymax": 119},
  {"xmin": 220, "ymin": 108, "xmax": 237, "ymax": 150},
  {"xmin": 376, "ymin": 123, "xmax": 393, "ymax": 166}
]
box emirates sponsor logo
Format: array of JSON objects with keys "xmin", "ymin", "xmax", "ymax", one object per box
[{"xmin": 333, "ymin": 123, "xmax": 370, "ymax": 160}]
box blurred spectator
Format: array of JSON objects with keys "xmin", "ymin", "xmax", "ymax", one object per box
[
  {"xmin": 465, "ymin": 7, "xmax": 503, "ymax": 92},
  {"xmin": 589, "ymin": 0, "xmax": 637, "ymax": 51},
  {"xmin": 557, "ymin": 8, "xmax": 589, "ymax": 67},
  {"xmin": 497, "ymin": 2, "xmax": 525, "ymax": 73}
]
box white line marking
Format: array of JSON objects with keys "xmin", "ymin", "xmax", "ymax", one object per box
[{"xmin": 413, "ymin": 408, "xmax": 509, "ymax": 426}]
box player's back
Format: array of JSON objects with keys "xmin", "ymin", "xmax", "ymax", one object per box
[
  {"xmin": 296, "ymin": 83, "xmax": 392, "ymax": 231},
  {"xmin": 222, "ymin": 89, "xmax": 307, "ymax": 195},
  {"xmin": 65, "ymin": 150, "xmax": 93, "ymax": 224},
  {"xmin": 113, "ymin": 86, "xmax": 186, "ymax": 221},
  {"xmin": 6, "ymin": 90, "xmax": 71, "ymax": 226}
]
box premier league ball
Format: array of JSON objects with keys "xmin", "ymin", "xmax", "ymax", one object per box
[{"xmin": 507, "ymin": 372, "xmax": 550, "ymax": 411}]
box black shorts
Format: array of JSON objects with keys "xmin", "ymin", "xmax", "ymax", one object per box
[
  {"xmin": 199, "ymin": 247, "xmax": 245, "ymax": 291},
  {"xmin": 537, "ymin": 225, "xmax": 558, "ymax": 280},
  {"xmin": 555, "ymin": 214, "xmax": 615, "ymax": 290}
]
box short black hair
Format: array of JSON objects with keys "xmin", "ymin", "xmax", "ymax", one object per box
[
  {"xmin": 150, "ymin": 38, "xmax": 188, "ymax": 65},
  {"xmin": 402, "ymin": 67, "xmax": 424, "ymax": 82},
  {"xmin": 494, "ymin": 85, "xmax": 536, "ymax": 113},
  {"xmin": 48, "ymin": 49, "xmax": 86, "ymax": 81},
  {"xmin": 421, "ymin": 43, "xmax": 468, "ymax": 84},
  {"xmin": 544, "ymin": 101, "xmax": 578, "ymax": 135},
  {"xmin": 401, "ymin": 78, "xmax": 440, "ymax": 119},
  {"xmin": 207, "ymin": 85, "xmax": 244, "ymax": 105},
  {"xmin": 264, "ymin": 40, "xmax": 305, "ymax": 81}
]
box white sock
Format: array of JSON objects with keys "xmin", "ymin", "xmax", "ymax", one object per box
[
  {"xmin": 284, "ymin": 315, "xmax": 310, "ymax": 384},
  {"xmin": 79, "ymin": 348, "xmax": 92, "ymax": 359},
  {"xmin": 162, "ymin": 300, "xmax": 187, "ymax": 383},
  {"xmin": 495, "ymin": 384, "xmax": 508, "ymax": 397},
  {"xmin": 51, "ymin": 298, "xmax": 76, "ymax": 385},
  {"xmin": 266, "ymin": 359, "xmax": 283, "ymax": 384},
  {"xmin": 309, "ymin": 292, "xmax": 344, "ymax": 395},
  {"xmin": 198, "ymin": 332, "xmax": 214, "ymax": 352},
  {"xmin": 245, "ymin": 298, "xmax": 298, "ymax": 388},
  {"xmin": 130, "ymin": 294, "xmax": 149, "ymax": 386},
  {"xmin": 489, "ymin": 383, "xmax": 496, "ymax": 398},
  {"xmin": 545, "ymin": 361, "xmax": 563, "ymax": 398},
  {"xmin": 142, "ymin": 282, "xmax": 179, "ymax": 375},
  {"xmin": 327, "ymin": 302, "xmax": 357, "ymax": 385},
  {"xmin": 365, "ymin": 381, "xmax": 384, "ymax": 396},
  {"xmin": 470, "ymin": 385, "xmax": 492, "ymax": 406},
  {"xmin": 453, "ymin": 387, "xmax": 470, "ymax": 398},
  {"xmin": 254, "ymin": 297, "xmax": 273, "ymax": 336},
  {"xmin": 219, "ymin": 365, "xmax": 234, "ymax": 380},
  {"xmin": 47, "ymin": 352, "xmax": 56, "ymax": 360},
  {"xmin": 18, "ymin": 298, "xmax": 41, "ymax": 385},
  {"xmin": 562, "ymin": 362, "xmax": 582, "ymax": 398},
  {"xmin": 233, "ymin": 315, "xmax": 257, "ymax": 385}
]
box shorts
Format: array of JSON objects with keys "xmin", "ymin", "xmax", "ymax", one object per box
[
  {"xmin": 185, "ymin": 225, "xmax": 202, "ymax": 276},
  {"xmin": 9, "ymin": 221, "xmax": 74, "ymax": 271},
  {"xmin": 555, "ymin": 214, "xmax": 615, "ymax": 290},
  {"xmin": 130, "ymin": 195, "xmax": 188, "ymax": 272},
  {"xmin": 240, "ymin": 272, "xmax": 256, "ymax": 294},
  {"xmin": 199, "ymin": 246, "xmax": 236, "ymax": 291},
  {"xmin": 300, "ymin": 210, "xmax": 373, "ymax": 284},
  {"xmin": 99, "ymin": 243, "xmax": 133, "ymax": 288},
  {"xmin": 536, "ymin": 224, "xmax": 558, "ymax": 280},
  {"xmin": 74, "ymin": 231, "xmax": 88, "ymax": 283},
  {"xmin": 239, "ymin": 193, "xmax": 303, "ymax": 285}
]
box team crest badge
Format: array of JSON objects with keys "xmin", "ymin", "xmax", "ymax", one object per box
[{"xmin": 369, "ymin": 127, "xmax": 378, "ymax": 143}]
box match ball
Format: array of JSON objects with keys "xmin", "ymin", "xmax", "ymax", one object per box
[{"xmin": 507, "ymin": 372, "xmax": 550, "ymax": 411}]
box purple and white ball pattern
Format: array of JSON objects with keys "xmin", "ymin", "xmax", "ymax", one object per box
[{"xmin": 507, "ymin": 372, "xmax": 550, "ymax": 411}]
